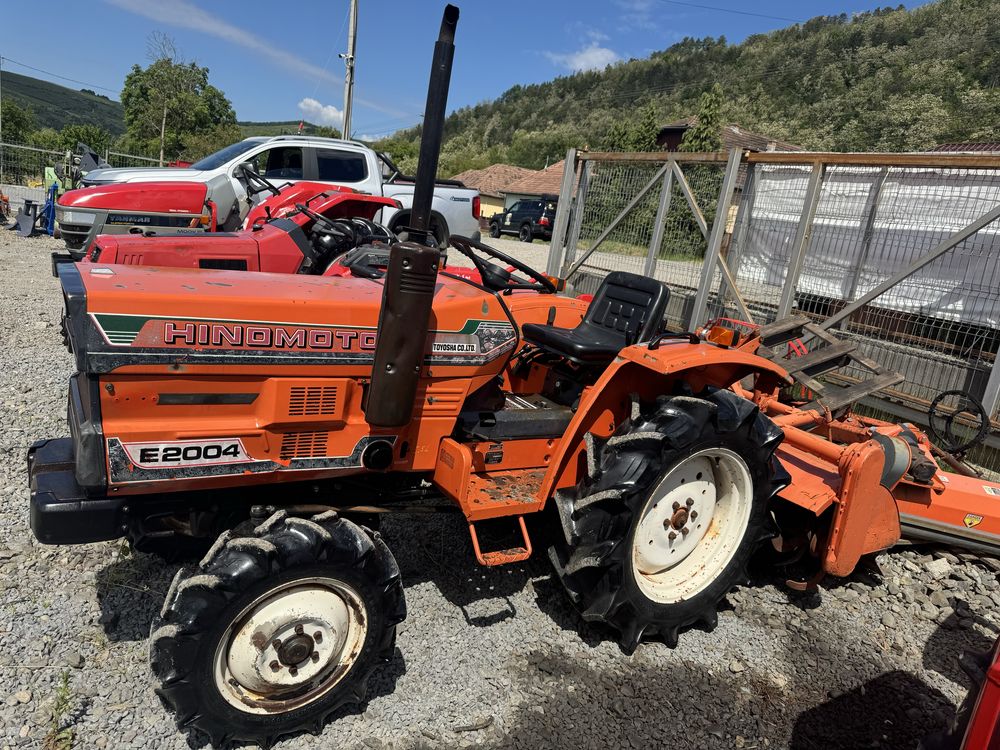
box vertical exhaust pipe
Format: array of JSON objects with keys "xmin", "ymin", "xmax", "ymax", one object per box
[{"xmin": 364, "ymin": 4, "xmax": 459, "ymax": 428}]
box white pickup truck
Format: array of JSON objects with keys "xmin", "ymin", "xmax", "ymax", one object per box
[{"xmin": 68, "ymin": 135, "xmax": 480, "ymax": 246}]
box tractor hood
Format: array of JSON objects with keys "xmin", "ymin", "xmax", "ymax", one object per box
[
  {"xmin": 82, "ymin": 167, "xmax": 201, "ymax": 185},
  {"xmin": 57, "ymin": 262, "xmax": 518, "ymax": 375},
  {"xmin": 58, "ymin": 182, "xmax": 209, "ymax": 214}
]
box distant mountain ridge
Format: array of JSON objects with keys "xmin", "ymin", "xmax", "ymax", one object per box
[{"xmin": 2, "ymin": 71, "xmax": 124, "ymax": 134}]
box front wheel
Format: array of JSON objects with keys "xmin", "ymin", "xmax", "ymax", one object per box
[
  {"xmin": 489, "ymin": 222, "xmax": 501, "ymax": 238},
  {"xmin": 549, "ymin": 388, "xmax": 787, "ymax": 653},
  {"xmin": 150, "ymin": 512, "xmax": 405, "ymax": 747},
  {"xmin": 518, "ymin": 224, "xmax": 532, "ymax": 242}
]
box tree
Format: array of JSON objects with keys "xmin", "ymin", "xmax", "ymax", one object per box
[
  {"xmin": 1, "ymin": 99, "xmax": 36, "ymax": 144},
  {"xmin": 604, "ymin": 101, "xmax": 661, "ymax": 152},
  {"xmin": 121, "ymin": 32, "xmax": 237, "ymax": 164},
  {"xmin": 680, "ymin": 84, "xmax": 724, "ymax": 152},
  {"xmin": 59, "ymin": 124, "xmax": 114, "ymax": 156}
]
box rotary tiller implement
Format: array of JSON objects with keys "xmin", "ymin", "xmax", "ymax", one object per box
[{"xmin": 23, "ymin": 5, "xmax": 1000, "ymax": 747}]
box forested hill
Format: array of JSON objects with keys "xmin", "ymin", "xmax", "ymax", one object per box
[
  {"xmin": 375, "ymin": 0, "xmax": 1000, "ymax": 175},
  {"xmin": 2, "ymin": 72, "xmax": 124, "ymax": 134}
]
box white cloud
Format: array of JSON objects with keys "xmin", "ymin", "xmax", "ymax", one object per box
[
  {"xmin": 545, "ymin": 43, "xmax": 620, "ymax": 73},
  {"xmin": 298, "ymin": 98, "xmax": 343, "ymax": 128},
  {"xmin": 104, "ymin": 0, "xmax": 410, "ymax": 119}
]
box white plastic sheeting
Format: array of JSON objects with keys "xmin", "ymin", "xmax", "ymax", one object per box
[{"xmin": 732, "ymin": 164, "xmax": 1000, "ymax": 327}]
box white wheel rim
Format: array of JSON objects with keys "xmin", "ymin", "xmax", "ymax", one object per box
[
  {"xmin": 631, "ymin": 447, "xmax": 753, "ymax": 604},
  {"xmin": 213, "ymin": 576, "xmax": 368, "ymax": 714}
]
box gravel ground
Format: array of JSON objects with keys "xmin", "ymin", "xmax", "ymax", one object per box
[{"xmin": 2, "ymin": 230, "xmax": 999, "ymax": 750}]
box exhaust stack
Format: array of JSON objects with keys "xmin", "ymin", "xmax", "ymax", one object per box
[{"xmin": 364, "ymin": 4, "xmax": 459, "ymax": 428}]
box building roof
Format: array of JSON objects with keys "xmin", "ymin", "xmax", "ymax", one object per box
[
  {"xmin": 501, "ymin": 159, "xmax": 567, "ymax": 197},
  {"xmin": 658, "ymin": 118, "xmax": 804, "ymax": 152},
  {"xmin": 929, "ymin": 142, "xmax": 1000, "ymax": 153},
  {"xmin": 450, "ymin": 163, "xmax": 537, "ymax": 198}
]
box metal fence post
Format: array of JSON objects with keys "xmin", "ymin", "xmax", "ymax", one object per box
[
  {"xmin": 643, "ymin": 165, "xmax": 674, "ymax": 277},
  {"xmin": 689, "ymin": 149, "xmax": 742, "ymax": 329},
  {"xmin": 776, "ymin": 161, "xmax": 825, "ymax": 319},
  {"xmin": 546, "ymin": 147, "xmax": 577, "ymax": 277},
  {"xmin": 563, "ymin": 159, "xmax": 591, "ymax": 273}
]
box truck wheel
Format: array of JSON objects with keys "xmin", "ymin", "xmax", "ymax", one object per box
[
  {"xmin": 518, "ymin": 224, "xmax": 532, "ymax": 242},
  {"xmin": 150, "ymin": 512, "xmax": 405, "ymax": 747},
  {"xmin": 489, "ymin": 222, "xmax": 501, "ymax": 238},
  {"xmin": 549, "ymin": 388, "xmax": 787, "ymax": 653}
]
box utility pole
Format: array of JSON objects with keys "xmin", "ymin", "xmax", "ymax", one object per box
[{"xmin": 340, "ymin": 0, "xmax": 358, "ymax": 141}]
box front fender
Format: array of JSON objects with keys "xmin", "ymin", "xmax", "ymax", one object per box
[{"xmin": 534, "ymin": 341, "xmax": 790, "ymax": 503}]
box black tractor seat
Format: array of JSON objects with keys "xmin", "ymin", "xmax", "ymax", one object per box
[{"xmin": 522, "ymin": 271, "xmax": 669, "ymax": 364}]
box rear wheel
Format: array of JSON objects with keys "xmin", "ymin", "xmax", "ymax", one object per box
[
  {"xmin": 518, "ymin": 224, "xmax": 532, "ymax": 242},
  {"xmin": 549, "ymin": 388, "xmax": 787, "ymax": 653},
  {"xmin": 150, "ymin": 512, "xmax": 405, "ymax": 747},
  {"xmin": 489, "ymin": 222, "xmax": 501, "ymax": 238}
]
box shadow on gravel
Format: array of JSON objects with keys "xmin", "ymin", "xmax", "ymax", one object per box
[
  {"xmin": 95, "ymin": 552, "xmax": 180, "ymax": 641},
  {"xmin": 473, "ymin": 647, "xmax": 780, "ymax": 750},
  {"xmin": 383, "ymin": 513, "xmax": 548, "ymax": 628},
  {"xmin": 789, "ymin": 671, "xmax": 955, "ymax": 749},
  {"xmin": 922, "ymin": 600, "xmax": 998, "ymax": 686}
]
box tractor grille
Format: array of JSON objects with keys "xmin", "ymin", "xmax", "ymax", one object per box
[
  {"xmin": 279, "ymin": 431, "xmax": 328, "ymax": 460},
  {"xmin": 288, "ymin": 386, "xmax": 339, "ymax": 416},
  {"xmin": 59, "ymin": 224, "xmax": 91, "ymax": 250}
]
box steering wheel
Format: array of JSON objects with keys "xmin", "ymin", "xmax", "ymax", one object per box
[
  {"xmin": 294, "ymin": 202, "xmax": 348, "ymax": 234},
  {"xmin": 448, "ymin": 235, "xmax": 556, "ymax": 294},
  {"xmin": 928, "ymin": 389, "xmax": 989, "ymax": 455},
  {"xmin": 238, "ymin": 165, "xmax": 281, "ymax": 198}
]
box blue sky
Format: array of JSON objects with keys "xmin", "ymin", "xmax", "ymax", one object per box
[{"xmin": 1, "ymin": 0, "xmax": 929, "ymax": 139}]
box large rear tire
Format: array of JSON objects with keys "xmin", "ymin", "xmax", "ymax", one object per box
[
  {"xmin": 549, "ymin": 388, "xmax": 787, "ymax": 653},
  {"xmin": 150, "ymin": 512, "xmax": 405, "ymax": 747}
]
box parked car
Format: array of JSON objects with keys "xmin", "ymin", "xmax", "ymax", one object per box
[
  {"xmin": 488, "ymin": 194, "xmax": 557, "ymax": 242},
  {"xmin": 57, "ymin": 136, "xmax": 480, "ymax": 255}
]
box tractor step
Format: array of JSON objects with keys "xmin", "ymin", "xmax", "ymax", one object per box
[
  {"xmin": 466, "ymin": 468, "xmax": 546, "ymax": 518},
  {"xmin": 468, "ymin": 516, "xmax": 533, "ymax": 566}
]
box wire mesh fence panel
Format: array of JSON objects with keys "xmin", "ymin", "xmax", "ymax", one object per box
[
  {"xmin": 106, "ymin": 150, "xmax": 160, "ymax": 168},
  {"xmin": 561, "ymin": 156, "xmax": 728, "ymax": 329},
  {"xmin": 726, "ymin": 156, "xmax": 1000, "ymax": 475},
  {"xmin": 0, "ymin": 142, "xmax": 63, "ymax": 210}
]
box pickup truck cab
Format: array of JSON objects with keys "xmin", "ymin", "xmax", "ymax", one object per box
[{"xmin": 58, "ymin": 135, "xmax": 480, "ymax": 253}]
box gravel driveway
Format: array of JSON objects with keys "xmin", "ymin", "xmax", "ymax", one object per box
[{"xmin": 1, "ymin": 231, "xmax": 998, "ymax": 749}]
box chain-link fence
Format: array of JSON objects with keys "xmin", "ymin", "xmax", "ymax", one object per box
[{"xmin": 547, "ymin": 148, "xmax": 1000, "ymax": 475}]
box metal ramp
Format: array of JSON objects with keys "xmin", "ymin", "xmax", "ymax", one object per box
[{"xmin": 756, "ymin": 315, "xmax": 904, "ymax": 413}]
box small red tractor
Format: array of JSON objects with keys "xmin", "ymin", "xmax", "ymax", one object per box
[{"xmin": 25, "ymin": 5, "xmax": 1000, "ymax": 747}]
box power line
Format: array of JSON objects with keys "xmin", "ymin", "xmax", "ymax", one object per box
[
  {"xmin": 653, "ymin": 0, "xmax": 804, "ymax": 24},
  {"xmin": 1, "ymin": 56, "xmax": 119, "ymax": 95}
]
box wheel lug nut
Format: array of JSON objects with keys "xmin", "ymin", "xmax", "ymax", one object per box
[
  {"xmin": 294, "ymin": 624, "xmax": 304, "ymax": 635},
  {"xmin": 269, "ymin": 660, "xmax": 280, "ymax": 672},
  {"xmin": 229, "ymin": 677, "xmax": 239, "ymax": 686},
  {"xmin": 311, "ymin": 651, "xmax": 320, "ymax": 662},
  {"xmin": 667, "ymin": 531, "xmax": 677, "ymax": 541},
  {"xmin": 681, "ymin": 527, "xmax": 690, "ymax": 536},
  {"xmin": 313, "ymin": 631, "xmax": 323, "ymax": 643},
  {"xmin": 289, "ymin": 667, "xmax": 298, "ymax": 677},
  {"xmin": 272, "ymin": 638, "xmax": 281, "ymax": 650},
  {"xmin": 691, "ymin": 510, "xmax": 698, "ymax": 520},
  {"xmin": 686, "ymin": 498, "xmax": 694, "ymax": 507},
  {"xmin": 672, "ymin": 501, "xmax": 680, "ymax": 511}
]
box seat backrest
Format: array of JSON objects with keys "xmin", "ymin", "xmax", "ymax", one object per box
[{"xmin": 582, "ymin": 271, "xmax": 669, "ymax": 344}]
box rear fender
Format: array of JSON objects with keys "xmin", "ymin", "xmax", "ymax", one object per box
[{"xmin": 534, "ymin": 342, "xmax": 790, "ymax": 502}]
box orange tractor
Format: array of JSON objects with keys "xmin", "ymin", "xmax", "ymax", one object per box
[{"xmin": 24, "ymin": 6, "xmax": 1000, "ymax": 747}]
